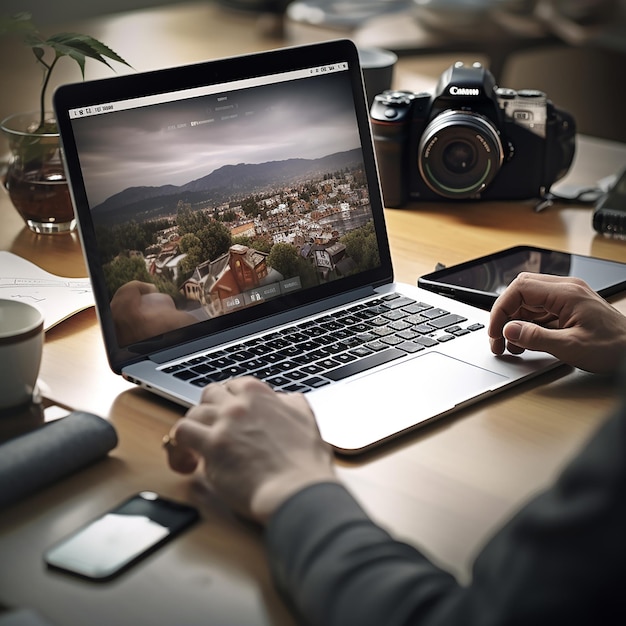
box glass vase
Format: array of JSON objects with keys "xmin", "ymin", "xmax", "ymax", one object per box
[{"xmin": 1, "ymin": 111, "xmax": 76, "ymax": 235}]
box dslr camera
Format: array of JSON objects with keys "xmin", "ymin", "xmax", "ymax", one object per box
[{"xmin": 370, "ymin": 62, "xmax": 576, "ymax": 208}]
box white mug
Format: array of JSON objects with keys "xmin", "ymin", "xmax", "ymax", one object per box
[{"xmin": 0, "ymin": 299, "xmax": 44, "ymax": 411}]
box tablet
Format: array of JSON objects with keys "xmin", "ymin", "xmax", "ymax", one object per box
[{"xmin": 418, "ymin": 245, "xmax": 626, "ymax": 310}]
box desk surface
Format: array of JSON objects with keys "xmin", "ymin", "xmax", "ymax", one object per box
[{"xmin": 1, "ymin": 4, "xmax": 626, "ymax": 624}]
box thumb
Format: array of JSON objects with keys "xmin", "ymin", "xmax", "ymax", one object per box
[{"xmin": 503, "ymin": 320, "xmax": 562, "ymax": 356}]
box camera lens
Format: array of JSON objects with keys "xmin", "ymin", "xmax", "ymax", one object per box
[
  {"xmin": 418, "ymin": 110, "xmax": 504, "ymax": 199},
  {"xmin": 442, "ymin": 141, "xmax": 477, "ymax": 174}
]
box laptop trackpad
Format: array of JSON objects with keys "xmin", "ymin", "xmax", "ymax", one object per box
[{"xmin": 311, "ymin": 351, "xmax": 508, "ymax": 452}]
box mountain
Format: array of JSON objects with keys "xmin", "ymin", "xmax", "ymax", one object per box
[{"xmin": 91, "ymin": 148, "xmax": 363, "ymax": 224}]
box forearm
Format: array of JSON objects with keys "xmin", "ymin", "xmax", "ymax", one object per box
[
  {"xmin": 266, "ymin": 403, "xmax": 626, "ymax": 626},
  {"xmin": 266, "ymin": 482, "xmax": 460, "ymax": 626}
]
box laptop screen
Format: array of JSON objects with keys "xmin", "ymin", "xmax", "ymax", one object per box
[{"xmin": 55, "ymin": 40, "xmax": 392, "ymax": 369}]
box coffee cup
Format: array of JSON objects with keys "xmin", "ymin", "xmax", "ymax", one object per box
[{"xmin": 0, "ymin": 299, "xmax": 44, "ymax": 412}]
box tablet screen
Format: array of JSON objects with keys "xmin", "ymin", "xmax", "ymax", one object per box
[{"xmin": 418, "ymin": 246, "xmax": 626, "ymax": 309}]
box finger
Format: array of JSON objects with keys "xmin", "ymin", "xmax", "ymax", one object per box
[
  {"xmin": 165, "ymin": 418, "xmax": 215, "ymax": 474},
  {"xmin": 503, "ymin": 320, "xmax": 567, "ymax": 357},
  {"xmin": 199, "ymin": 380, "xmax": 235, "ymax": 404},
  {"xmin": 489, "ymin": 273, "xmax": 556, "ymax": 339},
  {"xmin": 163, "ymin": 424, "xmax": 201, "ymax": 474},
  {"xmin": 185, "ymin": 401, "xmax": 220, "ymax": 426},
  {"xmin": 219, "ymin": 376, "xmax": 274, "ymax": 397},
  {"xmin": 165, "ymin": 397, "xmax": 221, "ymax": 474}
]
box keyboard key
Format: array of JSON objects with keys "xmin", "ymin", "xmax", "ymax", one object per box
[
  {"xmin": 371, "ymin": 326, "xmax": 395, "ymax": 337},
  {"xmin": 293, "ymin": 353, "xmax": 319, "ymax": 365},
  {"xmin": 212, "ymin": 356, "xmax": 235, "ymax": 368},
  {"xmin": 350, "ymin": 346, "xmax": 374, "ymax": 358},
  {"xmin": 325, "ymin": 348, "xmax": 405, "ymax": 381},
  {"xmin": 229, "ymin": 349, "xmax": 256, "ymax": 362},
  {"xmin": 414, "ymin": 337, "xmax": 438, "ymax": 348},
  {"xmin": 263, "ymin": 352, "xmax": 286, "ymax": 364},
  {"xmin": 285, "ymin": 370, "xmax": 309, "ymax": 381},
  {"xmin": 380, "ymin": 335, "xmax": 404, "ymax": 346},
  {"xmin": 320, "ymin": 341, "xmax": 341, "ymax": 354},
  {"xmin": 302, "ymin": 376, "xmax": 331, "ymax": 388},
  {"xmin": 382, "ymin": 309, "xmax": 408, "ymax": 321},
  {"xmin": 318, "ymin": 358, "xmax": 341, "ymax": 370},
  {"xmin": 303, "ymin": 326, "xmax": 327, "ymax": 338},
  {"xmin": 384, "ymin": 296, "xmax": 417, "ymax": 309},
  {"xmin": 310, "ymin": 348, "xmax": 331, "ymax": 359},
  {"xmin": 428, "ymin": 313, "xmax": 468, "ymax": 329},
  {"xmin": 437, "ymin": 334, "xmax": 455, "ymax": 343},
  {"xmin": 173, "ymin": 369, "xmax": 198, "ymax": 381},
  {"xmin": 279, "ymin": 345, "xmax": 302, "ymax": 357},
  {"xmin": 396, "ymin": 329, "xmax": 420, "ymax": 340},
  {"xmin": 402, "ymin": 302, "xmax": 432, "ymax": 314},
  {"xmin": 244, "ymin": 358, "xmax": 270, "ymax": 370},
  {"xmin": 366, "ymin": 340, "xmax": 388, "ymax": 352},
  {"xmin": 283, "ymin": 383, "xmax": 311, "ymax": 392},
  {"xmin": 266, "ymin": 375, "xmax": 292, "ymax": 387},
  {"xmin": 413, "ymin": 324, "xmax": 436, "ymax": 335},
  {"xmin": 266, "ymin": 338, "xmax": 290, "ymax": 350},
  {"xmin": 421, "ymin": 308, "xmax": 449, "ymax": 319},
  {"xmin": 396, "ymin": 341, "xmax": 425, "ymax": 354},
  {"xmin": 388, "ymin": 320, "xmax": 412, "ymax": 331}
]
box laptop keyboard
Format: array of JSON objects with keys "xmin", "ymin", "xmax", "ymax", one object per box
[{"xmin": 161, "ymin": 292, "xmax": 484, "ymax": 393}]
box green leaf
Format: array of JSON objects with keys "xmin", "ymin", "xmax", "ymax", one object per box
[
  {"xmin": 32, "ymin": 46, "xmax": 45, "ymax": 62},
  {"xmin": 46, "ymin": 33, "xmax": 132, "ymax": 70}
]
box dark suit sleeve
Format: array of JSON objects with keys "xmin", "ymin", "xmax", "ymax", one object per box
[{"xmin": 265, "ymin": 396, "xmax": 626, "ymax": 626}]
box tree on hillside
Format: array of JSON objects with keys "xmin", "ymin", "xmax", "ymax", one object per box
[{"xmin": 268, "ymin": 243, "xmax": 318, "ymax": 288}]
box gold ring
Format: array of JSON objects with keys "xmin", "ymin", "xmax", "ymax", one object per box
[{"xmin": 162, "ymin": 432, "xmax": 177, "ymax": 449}]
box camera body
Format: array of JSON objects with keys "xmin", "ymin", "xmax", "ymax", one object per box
[{"xmin": 370, "ymin": 62, "xmax": 576, "ymax": 208}]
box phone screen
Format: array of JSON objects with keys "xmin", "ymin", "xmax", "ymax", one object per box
[
  {"xmin": 45, "ymin": 491, "xmax": 199, "ymax": 581},
  {"xmin": 418, "ymin": 246, "xmax": 626, "ymax": 309}
]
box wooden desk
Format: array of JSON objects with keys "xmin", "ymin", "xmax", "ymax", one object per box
[{"xmin": 1, "ymin": 4, "xmax": 626, "ymax": 624}]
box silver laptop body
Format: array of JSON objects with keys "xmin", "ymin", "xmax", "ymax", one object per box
[{"xmin": 54, "ymin": 39, "xmax": 558, "ymax": 454}]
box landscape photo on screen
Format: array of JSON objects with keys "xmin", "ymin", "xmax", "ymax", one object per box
[{"xmin": 71, "ymin": 71, "xmax": 380, "ymax": 342}]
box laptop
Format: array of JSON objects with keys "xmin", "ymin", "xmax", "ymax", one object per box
[{"xmin": 54, "ymin": 39, "xmax": 558, "ymax": 454}]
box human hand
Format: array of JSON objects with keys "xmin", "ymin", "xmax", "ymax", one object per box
[
  {"xmin": 488, "ymin": 272, "xmax": 626, "ymax": 373},
  {"xmin": 165, "ymin": 377, "xmax": 337, "ymax": 524},
  {"xmin": 110, "ymin": 280, "xmax": 196, "ymax": 346}
]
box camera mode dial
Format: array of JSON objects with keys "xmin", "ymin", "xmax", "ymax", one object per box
[{"xmin": 373, "ymin": 90, "xmax": 429, "ymax": 121}]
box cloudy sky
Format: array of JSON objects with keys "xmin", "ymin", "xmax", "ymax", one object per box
[{"xmin": 70, "ymin": 71, "xmax": 363, "ymax": 208}]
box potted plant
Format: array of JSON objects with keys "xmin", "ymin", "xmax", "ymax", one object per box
[{"xmin": 0, "ymin": 12, "xmax": 131, "ymax": 234}]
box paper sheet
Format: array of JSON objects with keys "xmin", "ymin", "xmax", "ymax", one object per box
[{"xmin": 0, "ymin": 251, "xmax": 95, "ymax": 331}]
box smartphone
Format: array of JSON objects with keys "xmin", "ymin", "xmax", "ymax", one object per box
[
  {"xmin": 44, "ymin": 491, "xmax": 199, "ymax": 581},
  {"xmin": 418, "ymin": 245, "xmax": 626, "ymax": 310}
]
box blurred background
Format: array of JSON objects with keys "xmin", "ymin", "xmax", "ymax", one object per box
[{"xmin": 1, "ymin": 0, "xmax": 624, "ymax": 142}]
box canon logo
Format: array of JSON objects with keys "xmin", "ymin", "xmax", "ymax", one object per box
[{"xmin": 450, "ymin": 86, "xmax": 480, "ymax": 96}]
